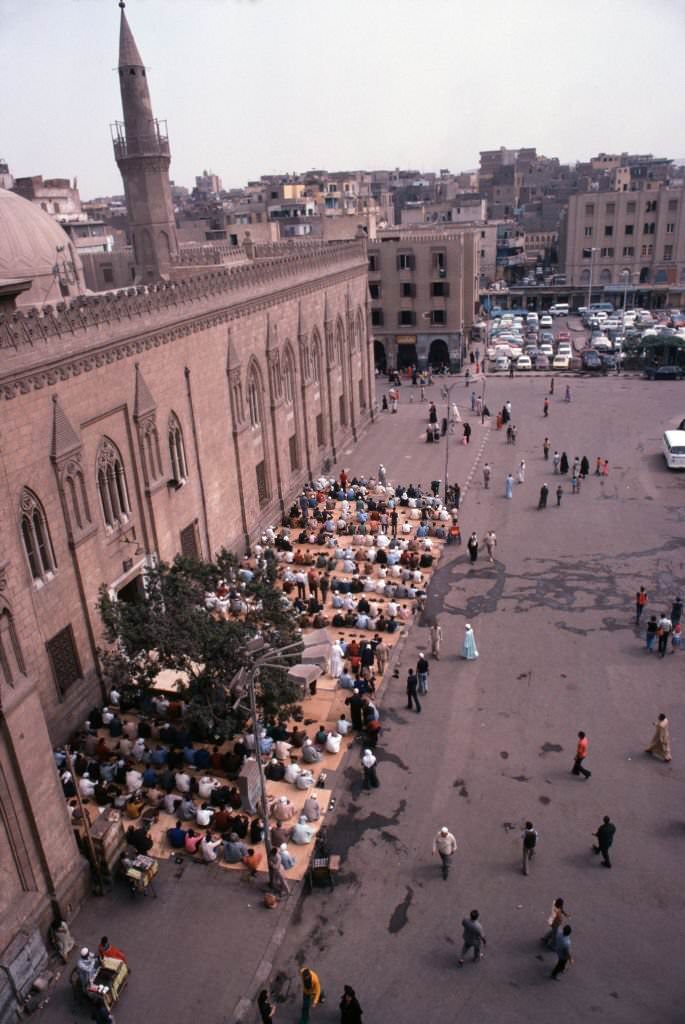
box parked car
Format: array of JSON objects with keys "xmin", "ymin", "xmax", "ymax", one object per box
[
  {"xmin": 516, "ymin": 354, "xmax": 532, "ymax": 371},
  {"xmin": 556, "ymin": 329, "xmax": 570, "ymax": 342},
  {"xmin": 539, "ymin": 314, "xmax": 553, "ymax": 328},
  {"xmin": 540, "ymin": 330, "xmax": 555, "ymax": 344},
  {"xmin": 643, "ymin": 365, "xmax": 684, "ymax": 380},
  {"xmin": 556, "ymin": 343, "xmax": 573, "ymax": 359},
  {"xmin": 533, "ymin": 353, "xmax": 550, "ymax": 370},
  {"xmin": 549, "ymin": 303, "xmax": 570, "ymax": 317},
  {"xmin": 552, "ymin": 354, "xmax": 570, "ymax": 370},
  {"xmin": 581, "ymin": 350, "xmax": 603, "ymax": 371},
  {"xmin": 494, "ymin": 354, "xmax": 510, "ymax": 372},
  {"xmin": 539, "ymin": 343, "xmax": 554, "ymax": 357},
  {"xmin": 600, "ymin": 353, "xmax": 617, "ymax": 371}
]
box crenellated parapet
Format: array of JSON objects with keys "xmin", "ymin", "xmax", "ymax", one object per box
[{"xmin": 0, "ymin": 239, "xmax": 367, "ymax": 399}]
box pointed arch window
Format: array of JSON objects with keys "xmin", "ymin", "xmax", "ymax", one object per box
[
  {"xmin": 168, "ymin": 413, "xmax": 188, "ymax": 483},
  {"xmin": 96, "ymin": 438, "xmax": 131, "ymax": 529},
  {"xmin": 247, "ymin": 364, "xmax": 263, "ymax": 428},
  {"xmin": 0, "ymin": 605, "xmax": 26, "ymax": 687},
  {"xmin": 20, "ymin": 488, "xmax": 57, "ymax": 582},
  {"xmin": 283, "ymin": 350, "xmax": 295, "ymax": 405},
  {"xmin": 63, "ymin": 459, "xmax": 91, "ymax": 534},
  {"xmin": 311, "ymin": 338, "xmax": 322, "ymax": 384}
]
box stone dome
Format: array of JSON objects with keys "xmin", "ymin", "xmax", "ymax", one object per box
[{"xmin": 0, "ymin": 187, "xmax": 85, "ymax": 307}]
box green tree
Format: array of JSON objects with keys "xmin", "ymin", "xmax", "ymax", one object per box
[{"xmin": 98, "ymin": 550, "xmax": 303, "ymax": 740}]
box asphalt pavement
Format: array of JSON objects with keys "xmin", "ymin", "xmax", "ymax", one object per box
[{"xmin": 264, "ymin": 371, "xmax": 685, "ymax": 1024}]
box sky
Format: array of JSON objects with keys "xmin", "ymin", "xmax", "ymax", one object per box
[{"xmin": 2, "ymin": 0, "xmax": 684, "ymax": 199}]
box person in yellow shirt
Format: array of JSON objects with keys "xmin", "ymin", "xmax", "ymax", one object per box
[{"xmin": 299, "ymin": 967, "xmax": 323, "ymax": 1022}]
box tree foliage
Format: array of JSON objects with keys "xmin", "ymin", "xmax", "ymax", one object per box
[{"xmin": 98, "ymin": 549, "xmax": 303, "ymax": 740}]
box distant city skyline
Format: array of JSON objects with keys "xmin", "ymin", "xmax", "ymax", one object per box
[{"xmin": 2, "ymin": 0, "xmax": 684, "ymax": 198}]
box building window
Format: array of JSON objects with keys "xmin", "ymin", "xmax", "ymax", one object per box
[
  {"xmin": 627, "ymin": 201, "xmax": 636, "ymax": 214},
  {"xmin": 256, "ymin": 460, "xmax": 269, "ymax": 507},
  {"xmin": 646, "ymin": 200, "xmax": 658, "ymax": 213},
  {"xmin": 63, "ymin": 462, "xmax": 91, "ymax": 534},
  {"xmin": 339, "ymin": 394, "xmax": 347, "ymax": 427},
  {"xmin": 664, "ymin": 245, "xmax": 673, "ymax": 261},
  {"xmin": 20, "ymin": 488, "xmax": 57, "ymax": 583},
  {"xmin": 96, "ymin": 437, "xmax": 131, "ymax": 529},
  {"xmin": 623, "ymin": 246, "xmax": 634, "ymax": 257},
  {"xmin": 371, "ymin": 309, "xmax": 384, "ymax": 327},
  {"xmin": 400, "ymin": 282, "xmax": 415, "ymax": 298},
  {"xmin": 359, "ymin": 379, "xmax": 366, "ymax": 410},
  {"xmin": 316, "ymin": 413, "xmax": 325, "ymax": 448},
  {"xmin": 432, "ymin": 250, "xmax": 446, "ymax": 271},
  {"xmin": 140, "ymin": 420, "xmax": 163, "ymax": 483},
  {"xmin": 368, "ymin": 253, "xmax": 378, "ymax": 272},
  {"xmin": 643, "ymin": 222, "xmax": 655, "ymax": 235},
  {"xmin": 179, "ymin": 521, "xmax": 201, "ymax": 560},
  {"xmin": 431, "ymin": 310, "xmax": 447, "ymax": 325},
  {"xmin": 640, "ymin": 244, "xmax": 653, "ymax": 257},
  {"xmin": 0, "ymin": 606, "xmax": 26, "ymax": 686},
  {"xmin": 247, "ymin": 366, "xmax": 263, "ymax": 428},
  {"xmin": 168, "ymin": 414, "xmax": 188, "ymax": 484},
  {"xmin": 398, "ymin": 310, "xmax": 416, "ymax": 326},
  {"xmin": 397, "ymin": 252, "xmax": 415, "ymax": 271},
  {"xmin": 289, "ymin": 434, "xmax": 299, "ymax": 472},
  {"xmin": 585, "ymin": 204, "xmax": 595, "ymax": 216},
  {"xmin": 624, "ymin": 224, "xmax": 634, "ymax": 235},
  {"xmin": 102, "ymin": 265, "xmax": 114, "ymax": 285},
  {"xmin": 600, "ymin": 247, "xmax": 614, "ymax": 258},
  {"xmin": 605, "ymin": 202, "xmax": 615, "ymax": 215},
  {"xmin": 668, "ymin": 199, "xmax": 678, "ymax": 212},
  {"xmin": 283, "ymin": 352, "xmax": 295, "ymax": 404},
  {"xmin": 431, "ymin": 281, "xmax": 449, "ymax": 297},
  {"xmin": 604, "ymin": 225, "xmax": 613, "ymax": 236},
  {"xmin": 369, "ymin": 282, "xmax": 381, "ymax": 300},
  {"xmin": 666, "ymin": 223, "xmax": 675, "ymax": 234},
  {"xmin": 584, "ymin": 226, "xmax": 593, "ymax": 237},
  {"xmin": 45, "ymin": 624, "xmax": 82, "ymax": 698}
]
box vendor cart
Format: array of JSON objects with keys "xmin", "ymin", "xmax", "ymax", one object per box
[
  {"xmin": 121, "ymin": 852, "xmax": 158, "ymax": 897},
  {"xmin": 71, "ymin": 957, "xmax": 129, "ymax": 1010}
]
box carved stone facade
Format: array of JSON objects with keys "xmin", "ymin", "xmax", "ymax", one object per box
[{"xmin": 0, "ymin": 237, "xmax": 373, "ymax": 968}]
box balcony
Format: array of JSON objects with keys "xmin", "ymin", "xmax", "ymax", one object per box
[{"xmin": 111, "ymin": 119, "xmax": 170, "ymax": 161}]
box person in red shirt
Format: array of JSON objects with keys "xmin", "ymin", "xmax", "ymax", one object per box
[
  {"xmin": 242, "ymin": 848, "xmax": 263, "ymax": 877},
  {"xmin": 98, "ymin": 936, "xmax": 127, "ymax": 964},
  {"xmin": 571, "ymin": 731, "xmax": 591, "ymax": 779}
]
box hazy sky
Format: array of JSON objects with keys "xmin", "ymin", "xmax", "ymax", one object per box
[{"xmin": 2, "ymin": 0, "xmax": 684, "ymax": 199}]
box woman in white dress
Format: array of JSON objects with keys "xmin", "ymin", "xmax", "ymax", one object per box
[
  {"xmin": 517, "ymin": 460, "xmax": 526, "ymax": 484},
  {"xmin": 462, "ymin": 624, "xmax": 479, "ymax": 660}
]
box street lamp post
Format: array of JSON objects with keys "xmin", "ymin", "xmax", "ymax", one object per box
[
  {"xmin": 236, "ymin": 637, "xmax": 304, "ymax": 887},
  {"xmin": 586, "ymin": 247, "xmax": 599, "ymax": 310},
  {"xmin": 443, "ymin": 381, "xmax": 457, "ymax": 505}
]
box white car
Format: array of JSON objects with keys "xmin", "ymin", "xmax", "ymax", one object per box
[
  {"xmin": 556, "ymin": 343, "xmax": 572, "ymax": 359},
  {"xmin": 539, "ymin": 343, "xmax": 554, "ymax": 357},
  {"xmin": 526, "ymin": 312, "xmax": 539, "ymax": 325},
  {"xmin": 539, "ymin": 314, "xmax": 553, "ymax": 328},
  {"xmin": 515, "ymin": 354, "xmax": 532, "ymax": 371},
  {"xmin": 552, "ymin": 353, "xmax": 570, "ymax": 370},
  {"xmin": 494, "ymin": 354, "xmax": 510, "ymax": 372}
]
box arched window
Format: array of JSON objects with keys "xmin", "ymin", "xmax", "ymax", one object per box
[
  {"xmin": 283, "ymin": 348, "xmax": 295, "ymax": 404},
  {"xmin": 63, "ymin": 461, "xmax": 90, "ymax": 533},
  {"xmin": 168, "ymin": 413, "xmax": 188, "ymax": 483},
  {"xmin": 311, "ymin": 333, "xmax": 322, "ymax": 383},
  {"xmin": 0, "ymin": 605, "xmax": 26, "ymax": 686},
  {"xmin": 20, "ymin": 488, "xmax": 57, "ymax": 582},
  {"xmin": 600, "ymin": 269, "xmax": 612, "ymax": 285},
  {"xmin": 96, "ymin": 438, "xmax": 130, "ymax": 529},
  {"xmin": 247, "ymin": 363, "xmax": 263, "ymax": 428},
  {"xmin": 580, "ymin": 269, "xmax": 590, "ymax": 285}
]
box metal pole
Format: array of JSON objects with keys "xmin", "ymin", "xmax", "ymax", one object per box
[
  {"xmin": 64, "ymin": 746, "xmax": 105, "ymax": 895},
  {"xmin": 247, "ymin": 665, "xmax": 275, "ymax": 882},
  {"xmin": 587, "ymin": 248, "xmax": 595, "ymax": 310},
  {"xmin": 443, "ymin": 382, "xmax": 454, "ymax": 505}
]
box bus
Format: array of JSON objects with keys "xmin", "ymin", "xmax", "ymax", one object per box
[{"xmin": 662, "ymin": 430, "xmax": 685, "ymax": 469}]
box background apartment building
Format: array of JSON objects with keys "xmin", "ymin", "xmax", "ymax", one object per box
[
  {"xmin": 367, "ymin": 227, "xmax": 479, "ymax": 372},
  {"xmin": 561, "ymin": 184, "xmax": 685, "ymax": 305}
]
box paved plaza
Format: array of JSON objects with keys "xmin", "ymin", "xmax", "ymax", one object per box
[{"xmin": 37, "ymin": 371, "xmax": 684, "ymax": 1024}]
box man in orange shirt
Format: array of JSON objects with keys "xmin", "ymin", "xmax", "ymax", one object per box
[
  {"xmin": 98, "ymin": 936, "xmax": 127, "ymax": 964},
  {"xmin": 571, "ymin": 731, "xmax": 591, "ymax": 779},
  {"xmin": 242, "ymin": 847, "xmax": 263, "ymax": 877}
]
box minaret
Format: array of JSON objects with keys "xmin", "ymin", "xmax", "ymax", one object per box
[{"xmin": 112, "ymin": 0, "xmax": 179, "ymax": 281}]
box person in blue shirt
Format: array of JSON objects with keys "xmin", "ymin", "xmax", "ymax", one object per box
[
  {"xmin": 167, "ymin": 820, "xmax": 187, "ymax": 849},
  {"xmin": 142, "ymin": 766, "xmax": 158, "ymax": 787},
  {"xmin": 194, "ymin": 747, "xmax": 210, "ymax": 770}
]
